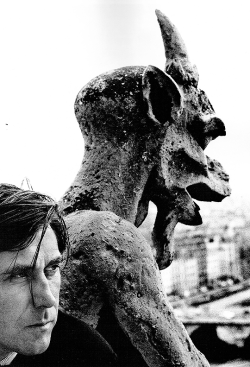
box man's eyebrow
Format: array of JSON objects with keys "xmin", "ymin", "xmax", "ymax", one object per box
[
  {"xmin": 1, "ymin": 255, "xmax": 63, "ymax": 275},
  {"xmin": 2, "ymin": 264, "xmax": 32, "ymax": 275},
  {"xmin": 46, "ymin": 256, "xmax": 64, "ymax": 267}
]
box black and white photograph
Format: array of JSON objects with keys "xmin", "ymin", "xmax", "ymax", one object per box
[{"xmin": 0, "ymin": 1, "xmax": 250, "ymax": 366}]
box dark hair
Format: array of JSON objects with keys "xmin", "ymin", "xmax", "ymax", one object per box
[{"xmin": 0, "ymin": 183, "xmax": 69, "ymax": 257}]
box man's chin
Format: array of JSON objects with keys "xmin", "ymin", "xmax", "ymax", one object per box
[
  {"xmin": 18, "ymin": 333, "xmax": 52, "ymax": 356},
  {"xmin": 31, "ymin": 340, "xmax": 51, "ymax": 355},
  {"xmin": 20, "ymin": 319, "xmax": 57, "ymax": 356}
]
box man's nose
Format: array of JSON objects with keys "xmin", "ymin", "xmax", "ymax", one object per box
[{"xmin": 31, "ymin": 276, "xmax": 57, "ymax": 309}]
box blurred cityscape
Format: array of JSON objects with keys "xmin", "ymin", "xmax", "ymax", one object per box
[{"xmin": 139, "ymin": 197, "xmax": 250, "ymax": 366}]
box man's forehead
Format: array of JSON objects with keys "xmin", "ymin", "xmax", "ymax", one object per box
[
  {"xmin": 18, "ymin": 226, "xmax": 59, "ymax": 253},
  {"xmin": 0, "ymin": 227, "xmax": 61, "ymax": 272}
]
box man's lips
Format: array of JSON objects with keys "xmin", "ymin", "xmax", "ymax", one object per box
[{"xmin": 28, "ymin": 320, "xmax": 53, "ymax": 328}]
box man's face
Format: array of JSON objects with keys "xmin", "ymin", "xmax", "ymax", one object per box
[{"xmin": 0, "ymin": 226, "xmax": 62, "ymax": 359}]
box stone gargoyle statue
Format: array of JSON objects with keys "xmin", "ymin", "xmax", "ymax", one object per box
[{"xmin": 59, "ymin": 10, "xmax": 231, "ymax": 367}]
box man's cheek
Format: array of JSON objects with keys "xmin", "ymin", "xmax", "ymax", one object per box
[{"xmin": 52, "ymin": 277, "xmax": 61, "ymax": 301}]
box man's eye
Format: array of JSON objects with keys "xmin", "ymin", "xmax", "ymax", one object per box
[
  {"xmin": 14, "ymin": 273, "xmax": 26, "ymax": 278},
  {"xmin": 8, "ymin": 272, "xmax": 30, "ymax": 283},
  {"xmin": 44, "ymin": 264, "xmax": 61, "ymax": 278}
]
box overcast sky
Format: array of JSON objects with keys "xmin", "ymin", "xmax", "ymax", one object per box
[{"xmin": 0, "ymin": 0, "xmax": 249, "ymax": 206}]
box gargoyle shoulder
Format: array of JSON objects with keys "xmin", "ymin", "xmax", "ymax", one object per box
[{"xmin": 64, "ymin": 210, "xmax": 160, "ymax": 296}]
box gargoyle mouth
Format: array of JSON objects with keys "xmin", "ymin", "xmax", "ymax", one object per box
[{"xmin": 143, "ymin": 155, "xmax": 231, "ymax": 270}]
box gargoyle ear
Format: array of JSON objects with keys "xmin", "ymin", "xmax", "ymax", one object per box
[{"xmin": 142, "ymin": 65, "xmax": 182, "ymax": 124}]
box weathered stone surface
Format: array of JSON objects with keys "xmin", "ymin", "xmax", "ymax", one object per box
[
  {"xmin": 59, "ymin": 9, "xmax": 230, "ymax": 367},
  {"xmin": 61, "ymin": 210, "xmax": 209, "ymax": 366}
]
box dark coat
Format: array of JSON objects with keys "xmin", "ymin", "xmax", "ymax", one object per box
[{"xmin": 12, "ymin": 310, "xmax": 118, "ymax": 367}]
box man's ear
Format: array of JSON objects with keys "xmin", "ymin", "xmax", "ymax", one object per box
[{"xmin": 142, "ymin": 65, "xmax": 182, "ymax": 124}]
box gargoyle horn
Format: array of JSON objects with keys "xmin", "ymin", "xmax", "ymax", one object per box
[{"xmin": 155, "ymin": 9, "xmax": 199, "ymax": 87}]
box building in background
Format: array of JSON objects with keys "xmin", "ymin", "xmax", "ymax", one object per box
[{"xmin": 140, "ymin": 200, "xmax": 250, "ymax": 298}]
